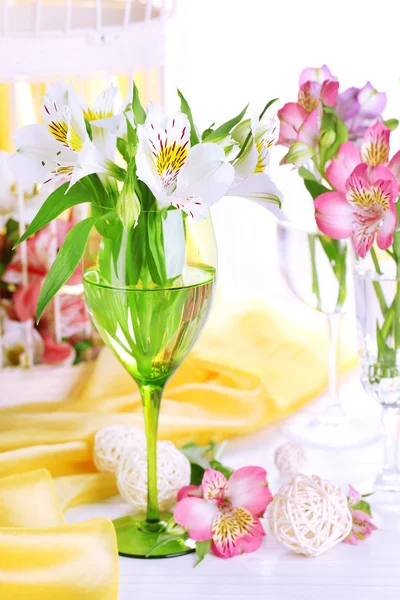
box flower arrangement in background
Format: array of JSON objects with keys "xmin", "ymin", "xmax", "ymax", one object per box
[{"xmin": 277, "ymin": 65, "xmax": 396, "ymax": 312}]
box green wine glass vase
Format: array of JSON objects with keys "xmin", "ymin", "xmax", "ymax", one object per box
[{"xmin": 83, "ymin": 206, "xmax": 217, "ymax": 558}]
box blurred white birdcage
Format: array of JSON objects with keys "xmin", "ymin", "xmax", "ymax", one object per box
[{"xmin": 0, "ymin": 0, "xmax": 175, "ymax": 371}]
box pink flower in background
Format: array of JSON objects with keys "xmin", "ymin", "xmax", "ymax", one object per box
[
  {"xmin": 336, "ymin": 82, "xmax": 387, "ymax": 140},
  {"xmin": 344, "ymin": 486, "xmax": 377, "ymax": 545},
  {"xmin": 278, "ymin": 65, "xmax": 338, "ymax": 165},
  {"xmin": 174, "ymin": 467, "xmax": 273, "ymax": 559},
  {"xmin": 326, "ymin": 123, "xmax": 400, "ymax": 190},
  {"xmin": 315, "ymin": 162, "xmax": 398, "ymax": 257},
  {"xmin": 40, "ymin": 332, "xmax": 74, "ymax": 365}
]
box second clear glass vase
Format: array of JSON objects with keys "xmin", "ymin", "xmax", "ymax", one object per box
[{"xmin": 278, "ymin": 221, "xmax": 379, "ymax": 448}]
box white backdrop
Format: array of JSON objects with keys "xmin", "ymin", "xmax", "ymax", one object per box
[{"xmin": 166, "ymin": 0, "xmax": 400, "ymax": 297}]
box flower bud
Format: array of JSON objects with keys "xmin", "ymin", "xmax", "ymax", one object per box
[
  {"xmin": 319, "ymin": 128, "xmax": 336, "ymax": 149},
  {"xmin": 280, "ymin": 141, "xmax": 314, "ymax": 167},
  {"xmin": 116, "ymin": 187, "xmax": 141, "ymax": 229}
]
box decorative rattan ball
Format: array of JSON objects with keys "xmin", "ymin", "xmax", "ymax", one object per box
[
  {"xmin": 268, "ymin": 474, "xmax": 352, "ymax": 557},
  {"xmin": 117, "ymin": 440, "xmax": 191, "ymax": 512},
  {"xmin": 93, "ymin": 425, "xmax": 145, "ymax": 473},
  {"xmin": 274, "ymin": 443, "xmax": 307, "ymax": 475}
]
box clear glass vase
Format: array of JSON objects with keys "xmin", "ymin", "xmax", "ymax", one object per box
[
  {"xmin": 354, "ymin": 244, "xmax": 400, "ymax": 501},
  {"xmin": 83, "ymin": 205, "xmax": 217, "ymax": 557},
  {"xmin": 278, "ymin": 222, "xmax": 379, "ymax": 448}
]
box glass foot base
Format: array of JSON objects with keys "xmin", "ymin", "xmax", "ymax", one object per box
[
  {"xmin": 282, "ymin": 412, "xmax": 381, "ymax": 449},
  {"xmin": 113, "ymin": 513, "xmax": 195, "ymax": 559}
]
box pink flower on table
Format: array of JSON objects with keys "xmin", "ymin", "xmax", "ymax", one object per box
[
  {"xmin": 174, "ymin": 467, "xmax": 273, "ymax": 559},
  {"xmin": 344, "ymin": 485, "xmax": 377, "ymax": 545},
  {"xmin": 336, "ymin": 82, "xmax": 387, "ymax": 140},
  {"xmin": 315, "ymin": 162, "xmax": 398, "ymax": 258}
]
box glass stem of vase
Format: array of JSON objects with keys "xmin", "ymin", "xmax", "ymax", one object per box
[
  {"xmin": 381, "ymin": 406, "xmax": 400, "ymax": 479},
  {"xmin": 326, "ymin": 311, "xmax": 343, "ymax": 410},
  {"xmin": 140, "ymin": 382, "xmax": 163, "ymax": 525}
]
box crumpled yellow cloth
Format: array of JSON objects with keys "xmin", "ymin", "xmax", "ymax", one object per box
[
  {"xmin": 0, "ymin": 469, "xmax": 119, "ymax": 600},
  {"xmin": 0, "ymin": 301, "xmax": 357, "ymax": 598}
]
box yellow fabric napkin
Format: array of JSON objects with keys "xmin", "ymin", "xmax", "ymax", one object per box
[
  {"xmin": 0, "ymin": 469, "xmax": 119, "ymax": 600},
  {"xmin": 0, "ymin": 300, "xmax": 357, "ymax": 599}
]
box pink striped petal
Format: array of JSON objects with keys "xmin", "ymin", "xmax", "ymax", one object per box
[
  {"xmin": 315, "ymin": 191, "xmax": 354, "ymax": 239},
  {"xmin": 326, "ymin": 142, "xmax": 361, "ymax": 192},
  {"xmin": 321, "ymin": 80, "xmax": 339, "ymax": 108},
  {"xmin": 388, "ymin": 150, "xmax": 400, "ymax": 186},
  {"xmin": 202, "ymin": 469, "xmax": 228, "ymax": 505},
  {"xmin": 336, "ymin": 87, "xmax": 360, "ymax": 120},
  {"xmin": 176, "ymin": 485, "xmax": 203, "ymax": 502},
  {"xmin": 227, "ymin": 466, "xmax": 272, "ymax": 517},
  {"xmin": 211, "ymin": 508, "xmax": 265, "ymax": 558},
  {"xmin": 361, "ymin": 122, "xmax": 390, "ymax": 166},
  {"xmin": 377, "ymin": 202, "xmax": 397, "ymax": 250},
  {"xmin": 348, "ymin": 485, "xmax": 361, "ymax": 505},
  {"xmin": 278, "ymin": 102, "xmax": 308, "ymax": 146},
  {"xmin": 174, "ymin": 497, "xmax": 216, "ymax": 542},
  {"xmin": 298, "ymin": 108, "xmax": 320, "ymax": 147}
]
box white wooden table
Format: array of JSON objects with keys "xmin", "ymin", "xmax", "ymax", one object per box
[{"xmin": 66, "ymin": 377, "xmax": 400, "ymax": 600}]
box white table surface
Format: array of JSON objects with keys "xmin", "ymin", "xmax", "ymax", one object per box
[{"xmin": 66, "ymin": 377, "xmax": 400, "ymax": 600}]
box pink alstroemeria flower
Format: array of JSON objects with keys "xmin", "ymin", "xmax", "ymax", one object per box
[
  {"xmin": 344, "ymin": 486, "xmax": 377, "ymax": 545},
  {"xmin": 278, "ymin": 65, "xmax": 338, "ymax": 150},
  {"xmin": 315, "ymin": 162, "xmax": 398, "ymax": 258},
  {"xmin": 174, "ymin": 467, "xmax": 273, "ymax": 559},
  {"xmin": 336, "ymin": 82, "xmax": 387, "ymax": 140},
  {"xmin": 326, "ymin": 122, "xmax": 400, "ymax": 190}
]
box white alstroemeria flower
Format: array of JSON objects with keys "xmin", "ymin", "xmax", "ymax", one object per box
[
  {"xmin": 9, "ymin": 82, "xmax": 120, "ymax": 188},
  {"xmin": 229, "ymin": 113, "xmax": 286, "ymax": 220},
  {"xmin": 136, "ymin": 106, "xmax": 234, "ymax": 220},
  {"xmin": 84, "ymin": 85, "xmax": 122, "ymax": 160}
]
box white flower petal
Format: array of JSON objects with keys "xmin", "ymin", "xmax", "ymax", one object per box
[
  {"xmin": 94, "ymin": 84, "xmax": 119, "ymax": 116},
  {"xmin": 10, "ymin": 124, "xmax": 76, "ymax": 184},
  {"xmin": 234, "ymin": 141, "xmax": 258, "ymax": 178},
  {"xmin": 229, "ymin": 172, "xmax": 287, "ymax": 220},
  {"xmin": 177, "ymin": 142, "xmax": 234, "ymax": 206}
]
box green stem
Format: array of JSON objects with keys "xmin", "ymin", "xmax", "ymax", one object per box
[
  {"xmin": 308, "ymin": 235, "xmax": 322, "ymax": 310},
  {"xmin": 140, "ymin": 382, "xmax": 164, "ymax": 527},
  {"xmin": 370, "ymin": 247, "xmax": 388, "ymax": 314}
]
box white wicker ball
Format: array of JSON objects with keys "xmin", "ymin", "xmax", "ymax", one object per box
[
  {"xmin": 274, "ymin": 443, "xmax": 307, "ymax": 475},
  {"xmin": 268, "ymin": 474, "xmax": 352, "ymax": 557},
  {"xmin": 117, "ymin": 440, "xmax": 191, "ymax": 513},
  {"xmin": 93, "ymin": 425, "xmax": 145, "ymax": 473}
]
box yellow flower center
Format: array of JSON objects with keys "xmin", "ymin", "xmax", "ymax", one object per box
[
  {"xmin": 361, "ymin": 141, "xmax": 389, "ymax": 166},
  {"xmin": 84, "ymin": 108, "xmax": 114, "ymax": 121}
]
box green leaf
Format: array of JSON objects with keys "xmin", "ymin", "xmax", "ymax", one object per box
[
  {"xmin": 177, "ymin": 89, "xmax": 200, "ymax": 146},
  {"xmin": 259, "ymin": 97, "xmax": 279, "ymax": 120},
  {"xmin": 195, "ymin": 540, "xmax": 211, "ymax": 566},
  {"xmin": 210, "ymin": 459, "xmax": 234, "ymax": 480},
  {"xmin": 351, "ymin": 499, "xmax": 372, "ymax": 517},
  {"xmin": 117, "ymin": 137, "xmax": 129, "ymax": 163},
  {"xmin": 14, "ymin": 181, "xmax": 89, "ymax": 248},
  {"xmin": 319, "ymin": 106, "xmax": 348, "ymax": 165},
  {"xmin": 298, "ymin": 166, "xmax": 318, "ymax": 182},
  {"xmin": 203, "ymin": 104, "xmax": 249, "ymax": 143},
  {"xmin": 84, "ymin": 117, "xmax": 93, "ymax": 141},
  {"xmin": 132, "ymin": 83, "xmax": 146, "ymax": 125},
  {"xmin": 383, "ymin": 118, "xmax": 399, "ymax": 132},
  {"xmin": 146, "ymin": 532, "xmax": 189, "ymax": 557},
  {"xmin": 36, "ymin": 217, "xmax": 97, "ymax": 322},
  {"xmin": 303, "ymin": 178, "xmax": 330, "ymax": 200},
  {"xmin": 201, "ymin": 123, "xmax": 215, "ymax": 140},
  {"xmin": 181, "ymin": 442, "xmax": 233, "ymax": 485},
  {"xmin": 72, "ymin": 339, "xmax": 93, "ymax": 365}
]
